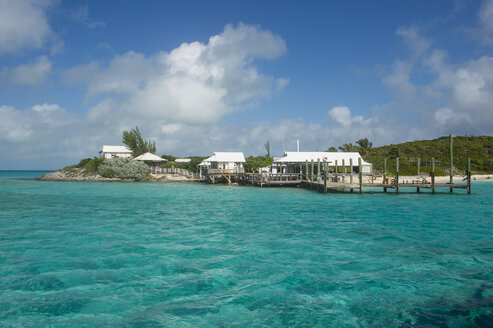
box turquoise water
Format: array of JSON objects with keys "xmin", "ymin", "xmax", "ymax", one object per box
[{"xmin": 1, "ymin": 171, "xmax": 492, "ymax": 327}]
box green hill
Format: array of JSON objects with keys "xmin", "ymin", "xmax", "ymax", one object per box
[{"xmin": 366, "ymin": 136, "xmax": 493, "ymax": 175}]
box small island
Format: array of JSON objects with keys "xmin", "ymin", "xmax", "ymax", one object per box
[{"xmin": 38, "ymin": 129, "xmax": 493, "ymax": 192}]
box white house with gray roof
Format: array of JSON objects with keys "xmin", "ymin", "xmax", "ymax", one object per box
[
  {"xmin": 272, "ymin": 151, "xmax": 372, "ymax": 174},
  {"xmin": 198, "ymin": 152, "xmax": 246, "ymax": 177},
  {"xmin": 99, "ymin": 145, "xmax": 132, "ymax": 159}
]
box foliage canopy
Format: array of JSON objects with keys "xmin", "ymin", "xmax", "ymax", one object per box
[
  {"xmin": 366, "ymin": 136, "xmax": 493, "ymax": 175},
  {"xmin": 122, "ymin": 126, "xmax": 156, "ymax": 157},
  {"xmin": 244, "ymin": 155, "xmax": 272, "ymax": 172},
  {"xmin": 98, "ymin": 157, "xmax": 150, "ymax": 181}
]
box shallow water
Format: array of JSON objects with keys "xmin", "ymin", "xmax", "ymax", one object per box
[{"xmin": 0, "ymin": 171, "xmax": 492, "ymax": 327}]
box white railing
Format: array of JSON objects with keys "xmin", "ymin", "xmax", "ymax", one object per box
[
  {"xmin": 206, "ymin": 168, "xmax": 245, "ymax": 174},
  {"xmin": 151, "ymin": 167, "xmax": 196, "ymax": 179}
]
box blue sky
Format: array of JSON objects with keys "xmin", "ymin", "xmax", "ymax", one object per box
[{"xmin": 1, "ymin": 0, "xmax": 493, "ymax": 169}]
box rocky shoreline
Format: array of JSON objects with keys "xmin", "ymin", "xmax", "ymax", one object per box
[{"xmin": 36, "ymin": 168, "xmax": 195, "ymax": 182}]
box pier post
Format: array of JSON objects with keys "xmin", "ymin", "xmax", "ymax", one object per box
[
  {"xmin": 342, "ymin": 159, "xmax": 345, "ymax": 182},
  {"xmin": 324, "ymin": 162, "xmax": 328, "ymax": 193},
  {"xmin": 431, "ymin": 157, "xmax": 435, "ymax": 194},
  {"xmin": 417, "ymin": 158, "xmax": 421, "ymax": 193},
  {"xmin": 335, "ymin": 160, "xmax": 338, "ymax": 176},
  {"xmin": 383, "ymin": 158, "xmax": 387, "ymax": 193},
  {"xmin": 305, "ymin": 160, "xmax": 308, "ymax": 186},
  {"xmin": 467, "ymin": 157, "xmax": 471, "ymax": 195},
  {"xmin": 449, "ymin": 134, "xmax": 453, "ymax": 193},
  {"xmin": 311, "ymin": 160, "xmax": 314, "ymax": 186},
  {"xmin": 317, "ymin": 158, "xmax": 321, "ymax": 182},
  {"xmin": 358, "ymin": 158, "xmax": 363, "ymax": 194},
  {"xmin": 350, "ymin": 158, "xmax": 353, "ymax": 184},
  {"xmin": 395, "ymin": 157, "xmax": 399, "ymax": 194}
]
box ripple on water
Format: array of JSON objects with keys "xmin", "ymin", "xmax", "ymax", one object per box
[{"xmin": 1, "ymin": 173, "xmax": 493, "ymax": 327}]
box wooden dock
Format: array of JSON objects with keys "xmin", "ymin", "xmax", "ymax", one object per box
[{"xmin": 204, "ymin": 135, "xmax": 472, "ymax": 195}]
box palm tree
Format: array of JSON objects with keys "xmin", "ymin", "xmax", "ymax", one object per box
[
  {"xmin": 356, "ymin": 138, "xmax": 373, "ymax": 159},
  {"xmin": 338, "ymin": 143, "xmax": 359, "ymax": 152},
  {"xmin": 265, "ymin": 141, "xmax": 271, "ymax": 158},
  {"xmin": 325, "ymin": 146, "xmax": 337, "ymax": 152},
  {"xmin": 122, "ymin": 126, "xmax": 156, "ymax": 157}
]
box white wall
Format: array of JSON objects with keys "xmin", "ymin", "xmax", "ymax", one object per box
[{"xmin": 103, "ymin": 152, "xmax": 131, "ymax": 159}]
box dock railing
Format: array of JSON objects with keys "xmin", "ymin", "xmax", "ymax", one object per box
[
  {"xmin": 206, "ymin": 168, "xmax": 245, "ymax": 174},
  {"xmin": 151, "ymin": 167, "xmax": 196, "ymax": 179},
  {"xmin": 243, "ymin": 172, "xmax": 303, "ymax": 185}
]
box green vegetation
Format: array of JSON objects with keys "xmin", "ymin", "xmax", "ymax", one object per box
[
  {"xmin": 98, "ymin": 157, "xmax": 150, "ymax": 181},
  {"xmin": 122, "ymin": 126, "xmax": 156, "ymax": 157},
  {"xmin": 325, "ymin": 146, "xmax": 337, "ymax": 152},
  {"xmin": 356, "ymin": 138, "xmax": 373, "ymax": 159},
  {"xmin": 75, "ymin": 157, "xmax": 105, "ymax": 173},
  {"xmin": 338, "ymin": 143, "xmax": 359, "ymax": 152},
  {"xmin": 244, "ymin": 155, "xmax": 272, "ymax": 172},
  {"xmin": 61, "ymin": 157, "xmax": 105, "ymax": 176},
  {"xmin": 160, "ymin": 156, "xmax": 207, "ymax": 173},
  {"xmin": 161, "ymin": 154, "xmax": 177, "ymax": 162},
  {"xmin": 366, "ymin": 136, "xmax": 493, "ymax": 175}
]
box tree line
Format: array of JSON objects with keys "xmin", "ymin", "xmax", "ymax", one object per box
[{"xmin": 326, "ymin": 138, "xmax": 373, "ymax": 159}]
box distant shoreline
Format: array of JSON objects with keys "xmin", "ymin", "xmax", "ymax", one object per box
[
  {"xmin": 0, "ymin": 170, "xmax": 54, "ymax": 172},
  {"xmin": 34, "ymin": 169, "xmax": 493, "ymax": 184},
  {"xmin": 35, "ymin": 170, "xmax": 195, "ymax": 183}
]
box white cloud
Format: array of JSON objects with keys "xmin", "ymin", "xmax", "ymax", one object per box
[
  {"xmin": 396, "ymin": 26, "xmax": 431, "ymax": 56},
  {"xmin": 0, "ymin": 100, "xmax": 404, "ymax": 169},
  {"xmin": 433, "ymin": 56, "xmax": 493, "ymax": 132},
  {"xmin": 462, "ymin": 0, "xmax": 493, "ymax": 45},
  {"xmin": 82, "ymin": 23, "xmax": 288, "ymax": 125},
  {"xmin": 0, "ymin": 0, "xmax": 53, "ymax": 55},
  {"xmin": 479, "ymin": 0, "xmax": 493, "ymax": 42},
  {"xmin": 0, "ymin": 55, "xmax": 51, "ymax": 85},
  {"xmin": 68, "ymin": 4, "xmax": 105, "ymax": 29},
  {"xmin": 382, "ymin": 60, "xmax": 418, "ymax": 104},
  {"xmin": 0, "ymin": 103, "xmax": 115, "ymax": 169},
  {"xmin": 328, "ymin": 106, "xmax": 368, "ymax": 127},
  {"xmin": 63, "ymin": 61, "xmax": 100, "ymax": 85},
  {"xmin": 386, "ymin": 25, "xmax": 493, "ymax": 137}
]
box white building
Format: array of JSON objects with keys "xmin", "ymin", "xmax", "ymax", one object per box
[
  {"xmin": 272, "ymin": 152, "xmax": 372, "ymax": 174},
  {"xmin": 198, "ymin": 152, "xmax": 246, "ymax": 176},
  {"xmin": 99, "ymin": 145, "xmax": 132, "ymax": 159},
  {"xmin": 134, "ymin": 152, "xmax": 167, "ymax": 165},
  {"xmin": 175, "ymin": 158, "xmax": 191, "ymax": 163}
]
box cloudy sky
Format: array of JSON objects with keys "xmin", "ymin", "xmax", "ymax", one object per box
[{"xmin": 1, "ymin": 0, "xmax": 493, "ymax": 169}]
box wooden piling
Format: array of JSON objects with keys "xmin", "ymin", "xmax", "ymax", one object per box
[
  {"xmin": 395, "ymin": 157, "xmax": 399, "ymax": 194},
  {"xmin": 383, "ymin": 158, "xmax": 387, "ymax": 193},
  {"xmin": 348, "ymin": 159, "xmax": 352, "ymax": 181},
  {"xmin": 450, "ymin": 134, "xmax": 453, "ymax": 192},
  {"xmin": 311, "ymin": 159, "xmax": 314, "ymax": 183},
  {"xmin": 417, "ymin": 157, "xmax": 420, "ymax": 193},
  {"xmin": 324, "ymin": 162, "xmax": 327, "ymax": 193},
  {"xmin": 305, "ymin": 160, "xmax": 308, "ymax": 184},
  {"xmin": 467, "ymin": 157, "xmax": 471, "ymax": 195},
  {"xmin": 431, "ymin": 157, "xmax": 435, "ymax": 194},
  {"xmin": 317, "ymin": 158, "xmax": 321, "ymax": 182},
  {"xmin": 342, "ymin": 159, "xmax": 345, "ymax": 182},
  {"xmin": 358, "ymin": 158, "xmax": 363, "ymax": 194}
]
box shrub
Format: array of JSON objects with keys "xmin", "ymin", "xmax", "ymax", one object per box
[
  {"xmin": 76, "ymin": 158, "xmax": 92, "ymax": 168},
  {"xmin": 84, "ymin": 157, "xmax": 105, "ymax": 173},
  {"xmin": 98, "ymin": 157, "xmax": 150, "ymax": 181},
  {"xmin": 74, "ymin": 157, "xmax": 105, "ymax": 174}
]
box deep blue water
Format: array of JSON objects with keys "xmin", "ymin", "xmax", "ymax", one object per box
[{"xmin": 0, "ymin": 171, "xmax": 492, "ymax": 327}]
